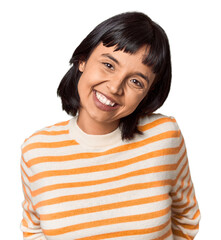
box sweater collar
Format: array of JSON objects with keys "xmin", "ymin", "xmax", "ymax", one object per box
[{"xmin": 68, "ymin": 117, "xmax": 122, "ymax": 148}]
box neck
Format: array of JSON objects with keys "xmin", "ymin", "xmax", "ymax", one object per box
[{"xmin": 77, "ymin": 113, "xmax": 120, "ymax": 135}]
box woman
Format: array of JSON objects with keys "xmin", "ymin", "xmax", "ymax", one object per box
[{"xmin": 20, "ymin": 12, "xmax": 200, "ymax": 239}]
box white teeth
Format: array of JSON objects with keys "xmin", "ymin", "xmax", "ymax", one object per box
[{"xmin": 95, "ymin": 91, "xmax": 115, "ymax": 106}]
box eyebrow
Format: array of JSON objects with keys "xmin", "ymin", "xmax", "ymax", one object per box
[
  {"xmin": 101, "ymin": 53, "xmax": 150, "ymax": 84},
  {"xmin": 134, "ymin": 72, "xmax": 150, "ymax": 84},
  {"xmin": 101, "ymin": 53, "xmax": 120, "ymax": 65}
]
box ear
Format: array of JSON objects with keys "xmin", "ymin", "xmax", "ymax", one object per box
[{"xmin": 79, "ymin": 61, "xmax": 86, "ymax": 72}]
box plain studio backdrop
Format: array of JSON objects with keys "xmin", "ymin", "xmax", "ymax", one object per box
[{"xmin": 0, "ymin": 0, "xmax": 220, "ymax": 239}]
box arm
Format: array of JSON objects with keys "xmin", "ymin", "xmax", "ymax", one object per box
[
  {"xmin": 20, "ymin": 154, "xmax": 46, "ymax": 240},
  {"xmin": 171, "ymin": 120, "xmax": 200, "ymax": 239}
]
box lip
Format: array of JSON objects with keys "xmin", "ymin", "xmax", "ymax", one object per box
[{"xmin": 93, "ymin": 90, "xmax": 120, "ymax": 112}]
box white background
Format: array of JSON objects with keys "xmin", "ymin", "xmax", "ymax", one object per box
[{"xmin": 0, "ymin": 0, "xmax": 220, "ymax": 239}]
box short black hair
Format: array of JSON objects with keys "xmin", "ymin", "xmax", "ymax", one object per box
[{"xmin": 57, "ymin": 11, "xmax": 172, "ymax": 140}]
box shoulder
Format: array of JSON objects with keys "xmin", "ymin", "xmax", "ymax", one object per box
[
  {"xmin": 136, "ymin": 113, "xmax": 182, "ymax": 146},
  {"xmin": 21, "ymin": 118, "xmax": 72, "ymax": 155},
  {"xmin": 138, "ymin": 113, "xmax": 180, "ymax": 132},
  {"xmin": 134, "ymin": 113, "xmax": 183, "ymax": 150}
]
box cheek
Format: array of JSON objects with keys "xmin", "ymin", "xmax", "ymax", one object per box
[
  {"xmin": 77, "ymin": 75, "xmax": 90, "ymax": 103},
  {"xmin": 128, "ymin": 91, "xmax": 149, "ymax": 112},
  {"xmin": 77, "ymin": 70, "xmax": 92, "ymax": 90},
  {"xmin": 77, "ymin": 77, "xmax": 84, "ymax": 97},
  {"xmin": 78, "ymin": 67, "xmax": 105, "ymax": 89},
  {"xmin": 129, "ymin": 92, "xmax": 147, "ymax": 107},
  {"xmin": 122, "ymin": 94, "xmax": 145, "ymax": 116}
]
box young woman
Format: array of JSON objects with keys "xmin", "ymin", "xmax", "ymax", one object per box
[{"xmin": 20, "ymin": 12, "xmax": 200, "ymax": 240}]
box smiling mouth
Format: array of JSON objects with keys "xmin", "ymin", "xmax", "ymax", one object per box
[{"xmin": 94, "ymin": 90, "xmax": 117, "ymax": 107}]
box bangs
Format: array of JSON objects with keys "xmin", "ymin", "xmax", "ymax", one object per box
[{"xmin": 101, "ymin": 21, "xmax": 168, "ymax": 75}]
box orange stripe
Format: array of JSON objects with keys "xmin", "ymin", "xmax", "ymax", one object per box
[
  {"xmin": 172, "ymin": 176, "xmax": 191, "ymax": 204},
  {"xmin": 29, "ymin": 145, "xmax": 181, "ymax": 182},
  {"xmin": 171, "ymin": 157, "xmax": 189, "ymax": 194},
  {"xmin": 27, "ymin": 129, "xmax": 180, "ymax": 167},
  {"xmin": 182, "ymin": 203, "xmax": 198, "ymax": 217},
  {"xmin": 22, "ymin": 218, "xmax": 28, "ymax": 228},
  {"xmin": 43, "ymin": 206, "xmax": 171, "ymax": 236},
  {"xmin": 21, "ymin": 154, "xmax": 29, "ymax": 169},
  {"xmin": 172, "ymin": 169, "xmax": 189, "ymax": 201},
  {"xmin": 32, "ymin": 157, "xmax": 180, "ymax": 196},
  {"xmin": 138, "ymin": 117, "xmax": 176, "ymax": 132},
  {"xmin": 152, "ymin": 228, "xmax": 172, "ymax": 240},
  {"xmin": 23, "ymin": 208, "xmax": 39, "ymax": 226},
  {"xmin": 52, "ymin": 120, "xmax": 70, "ymax": 127},
  {"xmin": 173, "ymin": 199, "xmax": 198, "ymax": 220},
  {"xmin": 21, "ymin": 164, "xmax": 30, "ymax": 182},
  {"xmin": 21, "ymin": 166, "xmax": 33, "ymax": 198},
  {"xmin": 22, "ymin": 185, "xmax": 40, "ymax": 223},
  {"xmin": 172, "ymin": 218, "xmax": 199, "ymax": 230},
  {"xmin": 21, "ymin": 174, "xmax": 40, "ymax": 224},
  {"xmin": 75, "ymin": 219, "xmax": 171, "ymax": 240},
  {"xmin": 26, "ymin": 130, "xmax": 69, "ymax": 140},
  {"xmin": 21, "ymin": 174, "xmax": 35, "ymax": 212},
  {"xmin": 25, "ymin": 120, "xmax": 70, "ymax": 140},
  {"xmin": 175, "ymin": 149, "xmax": 187, "ymax": 171},
  {"xmin": 172, "ymin": 228, "xmax": 194, "ymax": 239},
  {"xmin": 28, "ymin": 135, "xmax": 183, "ymax": 182},
  {"xmin": 40, "ymin": 194, "xmax": 169, "ymax": 220},
  {"xmin": 34, "ymin": 179, "xmax": 173, "ymax": 209},
  {"xmin": 173, "ymin": 183, "xmax": 194, "ymax": 209},
  {"xmin": 31, "ymin": 143, "xmax": 184, "ymax": 195},
  {"xmin": 44, "ymin": 120, "xmax": 70, "ymax": 128},
  {"xmin": 22, "ymin": 196, "xmax": 30, "ymax": 213},
  {"xmin": 193, "ymin": 209, "xmax": 200, "ymax": 219},
  {"xmin": 170, "ymin": 148, "xmax": 187, "ymax": 188},
  {"xmin": 23, "ymin": 232, "xmax": 35, "ymax": 237},
  {"xmin": 22, "ymin": 139, "xmax": 79, "ymax": 154},
  {"xmin": 180, "ymin": 195, "xmax": 198, "ymax": 216},
  {"xmin": 173, "ymin": 196, "xmax": 200, "ymax": 232}
]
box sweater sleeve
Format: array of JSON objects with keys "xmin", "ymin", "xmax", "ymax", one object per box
[
  {"xmin": 170, "ymin": 118, "xmax": 200, "ymax": 239},
  {"xmin": 20, "ymin": 153, "xmax": 46, "ymax": 240}
]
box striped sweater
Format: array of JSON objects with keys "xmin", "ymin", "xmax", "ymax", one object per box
[{"xmin": 20, "ymin": 113, "xmax": 200, "ymax": 240}]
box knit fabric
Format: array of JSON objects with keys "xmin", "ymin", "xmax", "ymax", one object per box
[{"xmin": 20, "ymin": 113, "xmax": 200, "ymax": 240}]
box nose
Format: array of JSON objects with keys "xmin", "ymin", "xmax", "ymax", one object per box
[{"xmin": 106, "ymin": 78, "xmax": 124, "ymax": 96}]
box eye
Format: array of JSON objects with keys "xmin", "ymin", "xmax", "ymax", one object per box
[
  {"xmin": 103, "ymin": 62, "xmax": 114, "ymax": 70},
  {"xmin": 130, "ymin": 79, "xmax": 144, "ymax": 88}
]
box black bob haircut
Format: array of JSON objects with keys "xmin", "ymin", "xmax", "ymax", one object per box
[{"xmin": 57, "ymin": 11, "xmax": 172, "ymax": 141}]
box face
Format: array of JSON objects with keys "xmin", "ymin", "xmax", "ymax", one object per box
[{"xmin": 77, "ymin": 43, "xmax": 155, "ymax": 134}]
